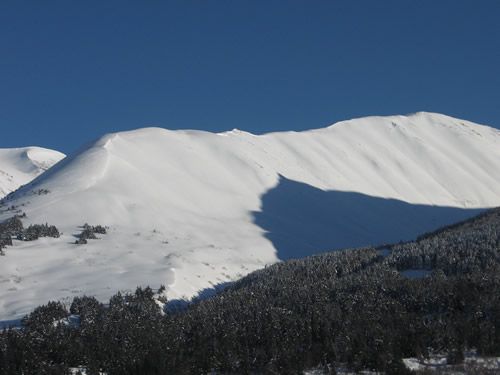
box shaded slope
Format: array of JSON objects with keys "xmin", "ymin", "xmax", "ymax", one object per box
[{"xmin": 253, "ymin": 176, "xmax": 484, "ymax": 259}]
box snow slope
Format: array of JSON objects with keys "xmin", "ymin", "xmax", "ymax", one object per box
[
  {"xmin": 0, "ymin": 147, "xmax": 65, "ymax": 198},
  {"xmin": 1, "ymin": 112, "xmax": 500, "ymax": 319}
]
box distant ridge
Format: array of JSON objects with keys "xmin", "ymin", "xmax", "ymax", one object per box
[{"xmin": 0, "ymin": 147, "xmax": 65, "ymax": 198}]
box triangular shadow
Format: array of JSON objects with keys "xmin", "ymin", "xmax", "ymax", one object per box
[{"xmin": 252, "ymin": 176, "xmax": 484, "ymax": 260}]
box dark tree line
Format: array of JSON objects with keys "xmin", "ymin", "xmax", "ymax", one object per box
[
  {"xmin": 74, "ymin": 223, "xmax": 107, "ymax": 245},
  {"xmin": 1, "ymin": 208, "xmax": 500, "ymax": 374},
  {"xmin": 0, "ymin": 216, "xmax": 59, "ymax": 253}
]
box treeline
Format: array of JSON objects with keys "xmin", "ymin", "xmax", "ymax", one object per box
[
  {"xmin": 0, "ymin": 216, "xmax": 59, "ymax": 253},
  {"xmin": 1, "ymin": 208, "xmax": 500, "ymax": 374}
]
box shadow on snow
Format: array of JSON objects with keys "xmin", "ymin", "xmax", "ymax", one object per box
[{"xmin": 252, "ymin": 175, "xmax": 484, "ymax": 260}]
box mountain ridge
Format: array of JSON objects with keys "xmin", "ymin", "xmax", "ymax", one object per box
[{"xmin": 0, "ymin": 112, "xmax": 499, "ymax": 319}]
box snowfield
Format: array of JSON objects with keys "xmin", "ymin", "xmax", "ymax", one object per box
[
  {"xmin": 0, "ymin": 147, "xmax": 65, "ymax": 198},
  {"xmin": 1, "ymin": 112, "xmax": 500, "ymax": 319},
  {"xmin": 403, "ymin": 351, "xmax": 500, "ymax": 373}
]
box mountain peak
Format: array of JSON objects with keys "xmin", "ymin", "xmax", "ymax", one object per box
[{"xmin": 1, "ymin": 113, "xmax": 499, "ymax": 319}]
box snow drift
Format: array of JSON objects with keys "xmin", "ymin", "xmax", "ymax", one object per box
[{"xmin": 1, "ymin": 112, "xmax": 499, "ymax": 319}]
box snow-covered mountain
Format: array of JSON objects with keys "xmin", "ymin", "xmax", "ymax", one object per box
[
  {"xmin": 1, "ymin": 112, "xmax": 500, "ymax": 319},
  {"xmin": 0, "ymin": 147, "xmax": 65, "ymax": 199}
]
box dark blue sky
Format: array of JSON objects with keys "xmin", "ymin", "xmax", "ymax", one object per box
[{"xmin": 1, "ymin": 1, "xmax": 499, "ymax": 154}]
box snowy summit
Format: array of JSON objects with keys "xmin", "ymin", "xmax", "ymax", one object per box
[{"xmin": 0, "ymin": 112, "xmax": 500, "ymax": 319}]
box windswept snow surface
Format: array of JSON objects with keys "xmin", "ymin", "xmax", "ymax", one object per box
[
  {"xmin": 1, "ymin": 112, "xmax": 500, "ymax": 319},
  {"xmin": 0, "ymin": 147, "xmax": 65, "ymax": 198}
]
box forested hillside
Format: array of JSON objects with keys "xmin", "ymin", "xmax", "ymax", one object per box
[{"xmin": 1, "ymin": 207, "xmax": 499, "ymax": 374}]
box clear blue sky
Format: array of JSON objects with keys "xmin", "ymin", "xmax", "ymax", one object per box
[{"xmin": 1, "ymin": 1, "xmax": 499, "ymax": 154}]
